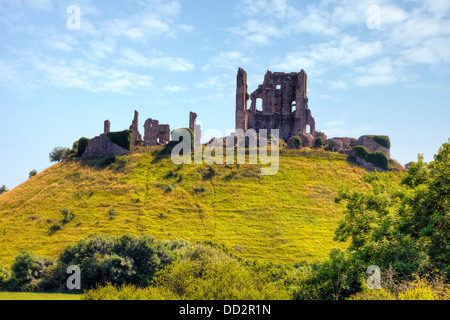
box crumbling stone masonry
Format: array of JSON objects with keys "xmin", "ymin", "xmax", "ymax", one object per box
[
  {"xmin": 127, "ymin": 110, "xmax": 170, "ymax": 147},
  {"xmin": 104, "ymin": 120, "xmax": 111, "ymax": 134},
  {"xmin": 129, "ymin": 110, "xmax": 144, "ymax": 146},
  {"xmin": 143, "ymin": 118, "xmax": 170, "ymax": 147},
  {"xmin": 189, "ymin": 111, "xmax": 202, "ymax": 146},
  {"xmin": 82, "ymin": 133, "xmax": 130, "ymax": 159},
  {"xmin": 236, "ymin": 68, "xmax": 317, "ymax": 141}
]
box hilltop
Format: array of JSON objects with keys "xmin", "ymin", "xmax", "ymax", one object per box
[{"xmin": 0, "ymin": 147, "xmax": 369, "ymax": 267}]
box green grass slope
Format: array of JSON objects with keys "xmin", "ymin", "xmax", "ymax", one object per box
[{"xmin": 0, "ymin": 148, "xmax": 368, "ymax": 266}]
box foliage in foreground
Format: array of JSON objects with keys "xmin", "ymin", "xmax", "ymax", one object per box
[{"xmin": 335, "ymin": 139, "xmax": 449, "ymax": 279}]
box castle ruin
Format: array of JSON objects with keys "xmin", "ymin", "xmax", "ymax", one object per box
[{"xmin": 236, "ymin": 68, "xmax": 317, "ymax": 141}]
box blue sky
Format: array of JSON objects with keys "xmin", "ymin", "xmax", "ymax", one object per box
[{"xmin": 0, "ymin": 0, "xmax": 449, "ymax": 189}]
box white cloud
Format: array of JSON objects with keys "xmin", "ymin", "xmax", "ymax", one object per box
[
  {"xmin": 1, "ymin": 52, "xmax": 154, "ymax": 94},
  {"xmin": 330, "ymin": 81, "xmax": 348, "ymax": 90},
  {"xmin": 272, "ymin": 36, "xmax": 383, "ymax": 77},
  {"xmin": 229, "ymin": 19, "xmax": 281, "ymax": 45},
  {"xmin": 25, "ymin": 0, "xmax": 53, "ymax": 12},
  {"xmin": 202, "ymin": 51, "xmax": 250, "ymax": 71},
  {"xmin": 353, "ymin": 58, "xmax": 397, "ymax": 87},
  {"xmin": 118, "ymin": 48, "xmax": 194, "ymax": 72},
  {"xmin": 88, "ymin": 39, "xmax": 116, "ymax": 59},
  {"xmin": 164, "ymin": 85, "xmax": 186, "ymax": 92},
  {"xmin": 44, "ymin": 33, "xmax": 78, "ymax": 52},
  {"xmin": 99, "ymin": 0, "xmax": 192, "ymax": 42},
  {"xmin": 196, "ymin": 76, "xmax": 226, "ymax": 89},
  {"xmin": 401, "ymin": 37, "xmax": 450, "ymax": 65}
]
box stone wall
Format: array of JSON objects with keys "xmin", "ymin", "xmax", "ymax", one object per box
[
  {"xmin": 357, "ymin": 135, "xmax": 391, "ymax": 159},
  {"xmin": 82, "ymin": 134, "xmax": 130, "ymax": 159}
]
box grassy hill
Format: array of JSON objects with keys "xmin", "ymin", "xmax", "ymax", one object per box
[{"xmin": 0, "ymin": 147, "xmax": 369, "ymax": 267}]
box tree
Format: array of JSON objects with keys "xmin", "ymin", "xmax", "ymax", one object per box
[
  {"xmin": 334, "ymin": 139, "xmax": 450, "ymax": 278},
  {"xmin": 0, "ymin": 185, "xmax": 8, "ymax": 195},
  {"xmin": 294, "ymin": 249, "xmax": 364, "ymax": 300},
  {"xmin": 314, "ymin": 137, "xmax": 325, "ymax": 148},
  {"xmin": 49, "ymin": 146, "xmax": 70, "ymax": 163},
  {"xmin": 29, "ymin": 170, "xmax": 37, "ymax": 178}
]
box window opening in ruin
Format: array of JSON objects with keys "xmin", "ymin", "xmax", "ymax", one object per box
[
  {"xmin": 274, "ymin": 104, "xmax": 278, "ymax": 114},
  {"xmin": 306, "ymin": 125, "xmax": 311, "ymax": 134},
  {"xmin": 276, "ymin": 84, "xmax": 281, "ymax": 90},
  {"xmin": 292, "ymin": 101, "xmax": 296, "ymax": 113},
  {"xmin": 256, "ymin": 98, "xmax": 263, "ymax": 111}
]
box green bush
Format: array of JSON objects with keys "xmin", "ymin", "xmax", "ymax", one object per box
[
  {"xmin": 83, "ymin": 283, "xmax": 178, "ymax": 300},
  {"xmin": 0, "ymin": 185, "xmax": 8, "ymax": 195},
  {"xmin": 277, "ymin": 138, "xmax": 287, "ymax": 149},
  {"xmin": 49, "ymin": 223, "xmax": 62, "ymax": 234},
  {"xmin": 314, "ymin": 137, "xmax": 324, "ymax": 148},
  {"xmin": 367, "ymin": 135, "xmax": 391, "ymax": 149},
  {"xmin": 29, "ymin": 170, "xmax": 37, "ymax": 178},
  {"xmin": 0, "ymin": 264, "xmax": 11, "ymax": 290},
  {"xmin": 367, "ymin": 151, "xmax": 389, "ymax": 171},
  {"xmin": 76, "ymin": 137, "xmax": 90, "ymax": 157},
  {"xmin": 107, "ymin": 130, "xmax": 133, "ymax": 151},
  {"xmin": 194, "ymin": 186, "xmax": 206, "ymax": 193},
  {"xmin": 292, "ymin": 136, "xmax": 302, "ymax": 149},
  {"xmin": 9, "ymin": 251, "xmax": 55, "ymax": 292},
  {"xmin": 49, "ymin": 146, "xmax": 70, "ymax": 163},
  {"xmin": 293, "ymin": 249, "xmax": 364, "ymax": 300},
  {"xmin": 325, "ymin": 140, "xmax": 335, "ymax": 151},
  {"xmin": 57, "ymin": 234, "xmax": 180, "ymax": 289},
  {"xmin": 61, "ymin": 208, "xmax": 75, "ymax": 225},
  {"xmin": 72, "ymin": 140, "xmax": 79, "ymax": 153},
  {"xmin": 352, "ymin": 146, "xmax": 389, "ymax": 170},
  {"xmin": 352, "ymin": 146, "xmax": 369, "ymax": 160}
]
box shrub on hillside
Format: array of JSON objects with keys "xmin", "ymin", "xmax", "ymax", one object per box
[
  {"xmin": 61, "ymin": 208, "xmax": 75, "ymax": 225},
  {"xmin": 293, "ymin": 136, "xmax": 302, "ymax": 149},
  {"xmin": 325, "ymin": 140, "xmax": 335, "ymax": 151},
  {"xmin": 76, "ymin": 137, "xmax": 90, "ymax": 157},
  {"xmin": 29, "ymin": 170, "xmax": 37, "ymax": 178},
  {"xmin": 314, "ymin": 137, "xmax": 325, "ymax": 148},
  {"xmin": 49, "ymin": 146, "xmax": 70, "ymax": 163},
  {"xmin": 0, "ymin": 185, "xmax": 8, "ymax": 195},
  {"xmin": 352, "ymin": 146, "xmax": 389, "ymax": 170},
  {"xmin": 367, "ymin": 151, "xmax": 389, "ymax": 171},
  {"xmin": 352, "ymin": 146, "xmax": 369, "ymax": 160}
]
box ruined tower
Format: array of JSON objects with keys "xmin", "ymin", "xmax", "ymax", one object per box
[
  {"xmin": 189, "ymin": 111, "xmax": 202, "ymax": 146},
  {"xmin": 236, "ymin": 68, "xmax": 249, "ymax": 131},
  {"xmin": 129, "ymin": 110, "xmax": 144, "ymax": 146},
  {"xmin": 236, "ymin": 68, "xmax": 317, "ymax": 141},
  {"xmin": 104, "ymin": 120, "xmax": 111, "ymax": 134}
]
